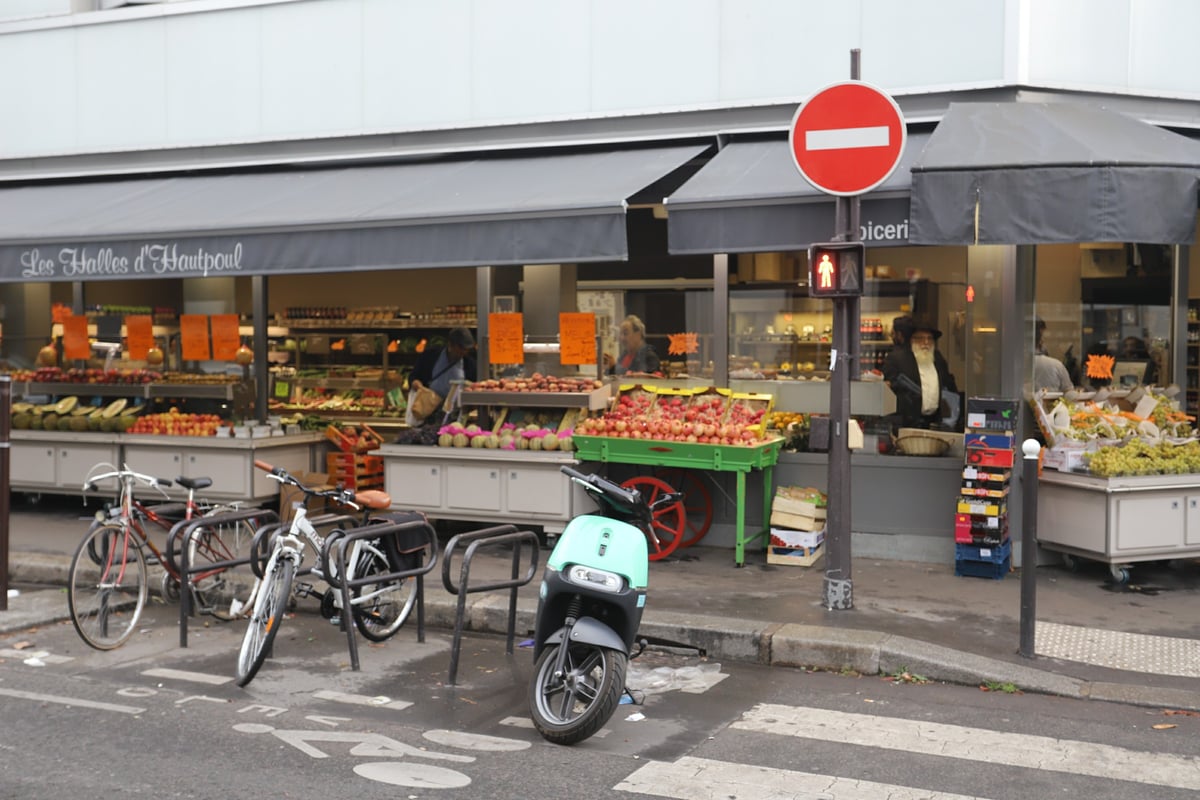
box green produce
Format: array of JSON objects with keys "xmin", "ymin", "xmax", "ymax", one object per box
[{"xmin": 1085, "ymin": 439, "xmax": 1200, "ymax": 477}]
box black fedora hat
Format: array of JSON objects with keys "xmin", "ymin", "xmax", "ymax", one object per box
[{"xmin": 911, "ymin": 316, "xmax": 942, "ymax": 340}]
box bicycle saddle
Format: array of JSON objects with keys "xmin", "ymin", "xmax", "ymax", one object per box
[
  {"xmin": 355, "ymin": 490, "xmax": 392, "ymax": 510},
  {"xmin": 175, "ymin": 476, "xmax": 213, "ymax": 491}
]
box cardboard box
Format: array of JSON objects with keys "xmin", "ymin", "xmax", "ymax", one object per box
[
  {"xmin": 279, "ymin": 470, "xmax": 332, "ymax": 523},
  {"xmin": 770, "ymin": 526, "xmax": 825, "ymax": 549},
  {"xmin": 964, "ymin": 432, "xmax": 1015, "ymax": 450},
  {"xmin": 957, "ymin": 499, "xmax": 1006, "ymax": 517},
  {"xmin": 965, "ymin": 397, "xmax": 1020, "ymax": 432},
  {"xmin": 1042, "ymin": 446, "xmax": 1087, "ymax": 473},
  {"xmin": 965, "ymin": 447, "xmax": 1015, "ymax": 468}
]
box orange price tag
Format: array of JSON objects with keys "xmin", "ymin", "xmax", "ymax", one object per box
[
  {"xmin": 210, "ymin": 314, "xmax": 241, "ymax": 361},
  {"xmin": 62, "ymin": 315, "xmax": 90, "ymax": 361},
  {"xmin": 180, "ymin": 315, "xmax": 211, "ymax": 361},
  {"xmin": 488, "ymin": 313, "xmax": 525, "ymax": 365},
  {"xmin": 559, "ymin": 312, "xmax": 596, "ymax": 365},
  {"xmin": 125, "ymin": 315, "xmax": 154, "ymax": 360}
]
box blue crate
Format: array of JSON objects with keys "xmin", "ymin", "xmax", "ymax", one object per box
[
  {"xmin": 955, "ymin": 554, "xmax": 1011, "ymax": 579},
  {"xmin": 955, "ymin": 540, "xmax": 1012, "ymax": 563}
]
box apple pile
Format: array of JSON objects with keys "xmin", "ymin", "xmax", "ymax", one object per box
[
  {"xmin": 467, "ymin": 375, "xmax": 604, "ymax": 393},
  {"xmin": 9, "ymin": 366, "xmax": 163, "ymax": 384},
  {"xmin": 126, "ymin": 410, "xmax": 225, "ymax": 436},
  {"xmin": 575, "ymin": 392, "xmax": 768, "ymax": 446}
]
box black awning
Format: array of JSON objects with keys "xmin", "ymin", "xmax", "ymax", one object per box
[
  {"xmin": 909, "ymin": 102, "xmax": 1200, "ymax": 245},
  {"xmin": 664, "ymin": 133, "xmax": 927, "ymax": 254},
  {"xmin": 0, "ymin": 145, "xmax": 708, "ymax": 283}
]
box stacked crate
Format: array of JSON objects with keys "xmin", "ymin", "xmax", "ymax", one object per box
[
  {"xmin": 767, "ymin": 486, "xmax": 826, "ymax": 566},
  {"xmin": 954, "ymin": 398, "xmax": 1019, "ymax": 579},
  {"xmin": 325, "ymin": 424, "xmax": 385, "ymax": 491}
]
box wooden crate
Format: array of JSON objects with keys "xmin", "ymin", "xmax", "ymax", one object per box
[
  {"xmin": 326, "ymin": 453, "xmax": 384, "ymax": 490},
  {"xmin": 766, "ymin": 544, "xmax": 824, "ymax": 567}
]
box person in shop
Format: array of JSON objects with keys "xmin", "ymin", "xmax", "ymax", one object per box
[
  {"xmin": 603, "ymin": 314, "xmax": 661, "ymax": 376},
  {"xmin": 1120, "ymin": 335, "xmax": 1158, "ymax": 385},
  {"xmin": 1033, "ymin": 318, "xmax": 1073, "ymax": 393},
  {"xmin": 407, "ymin": 326, "xmax": 477, "ymax": 423},
  {"xmin": 882, "ymin": 317, "xmax": 959, "ymax": 430},
  {"xmin": 880, "ymin": 315, "xmax": 915, "ymax": 379}
]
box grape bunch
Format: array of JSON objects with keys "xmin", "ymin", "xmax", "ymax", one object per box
[
  {"xmin": 394, "ymin": 421, "xmax": 440, "ymax": 446},
  {"xmin": 1085, "ymin": 439, "xmax": 1200, "ymax": 477}
]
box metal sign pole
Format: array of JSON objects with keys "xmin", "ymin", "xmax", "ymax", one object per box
[{"xmin": 0, "ymin": 375, "xmax": 10, "ymax": 611}]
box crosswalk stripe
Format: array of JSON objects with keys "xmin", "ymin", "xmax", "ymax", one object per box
[
  {"xmin": 615, "ymin": 756, "xmax": 982, "ymax": 800},
  {"xmin": 142, "ymin": 668, "xmax": 233, "ymax": 685},
  {"xmin": 733, "ymin": 703, "xmax": 1200, "ymax": 791}
]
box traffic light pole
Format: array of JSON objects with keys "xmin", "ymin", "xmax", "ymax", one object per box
[{"xmin": 822, "ymin": 49, "xmax": 863, "ymax": 611}]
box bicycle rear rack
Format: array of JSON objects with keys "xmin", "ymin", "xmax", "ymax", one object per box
[
  {"xmin": 440, "ymin": 525, "xmax": 540, "ymax": 686},
  {"xmin": 169, "ymin": 507, "xmax": 279, "ymax": 648},
  {"xmin": 324, "ymin": 514, "xmax": 439, "ymax": 671}
]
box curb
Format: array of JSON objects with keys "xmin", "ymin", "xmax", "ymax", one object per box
[{"xmin": 8, "ymin": 552, "xmax": 1200, "ymax": 713}]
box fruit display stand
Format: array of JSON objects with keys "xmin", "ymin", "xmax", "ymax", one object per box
[{"xmin": 571, "ymin": 434, "xmax": 783, "ymax": 567}]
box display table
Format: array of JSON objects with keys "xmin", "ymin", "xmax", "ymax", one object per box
[
  {"xmin": 11, "ymin": 430, "xmax": 324, "ymax": 503},
  {"xmin": 378, "ymin": 445, "xmax": 595, "ymax": 534},
  {"xmin": 573, "ymin": 435, "xmax": 783, "ymax": 566},
  {"xmin": 1037, "ymin": 470, "xmax": 1200, "ymax": 582}
]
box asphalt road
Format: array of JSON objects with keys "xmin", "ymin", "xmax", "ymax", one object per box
[{"xmin": 0, "ymin": 599, "xmax": 1197, "ymax": 799}]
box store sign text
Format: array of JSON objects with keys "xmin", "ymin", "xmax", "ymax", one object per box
[
  {"xmin": 20, "ymin": 242, "xmax": 245, "ymax": 280},
  {"xmin": 861, "ymin": 218, "xmax": 908, "ymax": 244}
]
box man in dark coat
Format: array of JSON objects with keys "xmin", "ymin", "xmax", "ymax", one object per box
[
  {"xmin": 882, "ymin": 317, "xmax": 957, "ymax": 430},
  {"xmin": 410, "ymin": 327, "xmax": 477, "ymax": 399}
]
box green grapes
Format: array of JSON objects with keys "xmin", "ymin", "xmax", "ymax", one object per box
[{"xmin": 1084, "ymin": 440, "xmax": 1200, "ymax": 477}]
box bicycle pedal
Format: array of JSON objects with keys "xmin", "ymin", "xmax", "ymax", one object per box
[{"xmin": 293, "ymin": 581, "xmax": 318, "ymax": 599}]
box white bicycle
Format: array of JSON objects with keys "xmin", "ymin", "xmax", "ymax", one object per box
[{"xmin": 235, "ymin": 460, "xmax": 418, "ymax": 687}]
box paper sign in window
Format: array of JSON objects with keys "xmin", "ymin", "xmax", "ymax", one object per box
[
  {"xmin": 210, "ymin": 314, "xmax": 241, "ymax": 361},
  {"xmin": 559, "ymin": 312, "xmax": 596, "ymax": 365},
  {"xmin": 489, "ymin": 313, "xmax": 525, "ymax": 365},
  {"xmin": 180, "ymin": 315, "xmax": 211, "ymax": 361},
  {"xmin": 62, "ymin": 315, "xmax": 90, "ymax": 361},
  {"xmin": 125, "ymin": 315, "xmax": 154, "ymax": 360}
]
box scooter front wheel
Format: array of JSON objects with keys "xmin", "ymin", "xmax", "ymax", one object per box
[{"xmin": 529, "ymin": 642, "xmax": 627, "ymax": 745}]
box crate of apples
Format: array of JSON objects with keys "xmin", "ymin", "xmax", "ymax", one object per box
[
  {"xmin": 127, "ymin": 410, "xmax": 224, "ymax": 436},
  {"xmin": 576, "ymin": 389, "xmax": 764, "ymax": 445}
]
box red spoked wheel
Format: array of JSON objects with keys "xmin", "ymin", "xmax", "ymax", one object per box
[
  {"xmin": 619, "ymin": 476, "xmax": 685, "ymax": 561},
  {"xmin": 654, "ymin": 468, "xmax": 713, "ymax": 548}
]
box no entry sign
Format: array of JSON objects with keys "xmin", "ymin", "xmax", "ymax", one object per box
[{"xmin": 789, "ymin": 81, "xmax": 906, "ymax": 197}]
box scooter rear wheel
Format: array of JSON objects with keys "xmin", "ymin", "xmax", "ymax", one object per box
[
  {"xmin": 620, "ymin": 476, "xmax": 685, "ymax": 560},
  {"xmin": 529, "ymin": 642, "xmax": 627, "ymax": 746}
]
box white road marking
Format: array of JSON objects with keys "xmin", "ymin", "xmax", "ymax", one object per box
[
  {"xmin": 616, "ymin": 756, "xmax": 981, "ymax": 800},
  {"xmin": 806, "ymin": 125, "xmax": 890, "ymax": 152},
  {"xmin": 423, "ymin": 729, "xmax": 531, "ymax": 752},
  {"xmin": 142, "ymin": 667, "xmax": 232, "ymax": 685},
  {"xmin": 0, "ymin": 649, "xmax": 72, "ymax": 664},
  {"xmin": 353, "ymin": 761, "xmax": 471, "ymax": 789},
  {"xmin": 499, "ymin": 716, "xmax": 535, "ymax": 729},
  {"xmin": 0, "ymin": 687, "xmax": 144, "ymax": 715},
  {"xmin": 313, "ymin": 689, "xmax": 412, "ymax": 710},
  {"xmin": 734, "ymin": 704, "xmax": 1200, "ymax": 791}
]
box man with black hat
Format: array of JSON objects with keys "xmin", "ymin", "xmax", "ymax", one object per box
[{"xmin": 882, "ymin": 316, "xmax": 957, "ymax": 430}]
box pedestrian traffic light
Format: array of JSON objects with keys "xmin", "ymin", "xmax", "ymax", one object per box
[{"xmin": 807, "ymin": 242, "xmax": 865, "ymax": 298}]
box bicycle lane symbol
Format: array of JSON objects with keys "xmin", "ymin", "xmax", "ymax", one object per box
[{"xmin": 232, "ymin": 723, "xmax": 530, "ymax": 789}]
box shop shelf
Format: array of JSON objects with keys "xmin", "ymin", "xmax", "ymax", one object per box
[{"xmin": 461, "ymin": 383, "xmax": 612, "ymax": 411}]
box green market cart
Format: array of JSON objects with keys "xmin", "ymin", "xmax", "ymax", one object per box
[{"xmin": 572, "ymin": 434, "xmax": 784, "ymax": 566}]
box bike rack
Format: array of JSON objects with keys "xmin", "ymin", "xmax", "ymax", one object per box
[
  {"xmin": 169, "ymin": 507, "xmax": 279, "ymax": 648},
  {"xmin": 440, "ymin": 524, "xmax": 540, "ymax": 686},
  {"xmin": 326, "ymin": 514, "xmax": 440, "ymax": 671}
]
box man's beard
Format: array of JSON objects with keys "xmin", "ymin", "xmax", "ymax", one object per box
[{"xmin": 913, "ymin": 346, "xmax": 935, "ymax": 367}]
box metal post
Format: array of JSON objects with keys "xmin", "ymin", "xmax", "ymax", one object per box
[
  {"xmin": 1019, "ymin": 439, "xmax": 1041, "ymax": 658},
  {"xmin": 0, "ymin": 375, "xmax": 9, "ymax": 611},
  {"xmin": 821, "ymin": 48, "xmax": 864, "ymax": 611},
  {"xmin": 251, "ymin": 276, "xmax": 268, "ymax": 423}
]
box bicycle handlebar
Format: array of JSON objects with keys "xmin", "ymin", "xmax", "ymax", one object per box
[
  {"xmin": 254, "ymin": 459, "xmax": 362, "ymax": 511},
  {"xmin": 82, "ymin": 468, "xmax": 173, "ymax": 494}
]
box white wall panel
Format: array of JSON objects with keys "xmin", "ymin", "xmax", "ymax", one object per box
[
  {"xmin": 258, "ymin": 0, "xmax": 363, "ymax": 137},
  {"xmin": 470, "ymin": 0, "xmax": 591, "ymax": 121},
  {"xmin": 0, "ymin": 26, "xmax": 78, "ymax": 156},
  {"xmin": 76, "ymin": 18, "xmax": 169, "ymax": 149},
  {"xmin": 165, "ymin": 8, "xmax": 262, "ymax": 144},
  {"xmin": 361, "ymin": 0, "xmax": 472, "ymax": 130},
  {"xmin": 590, "ymin": 0, "xmax": 721, "ymax": 111},
  {"xmin": 1026, "ymin": 0, "xmax": 1130, "ymax": 89},
  {"xmin": 1127, "ymin": 0, "xmax": 1200, "ymax": 96},
  {"xmin": 860, "ymin": 0, "xmax": 1007, "ymax": 89}
]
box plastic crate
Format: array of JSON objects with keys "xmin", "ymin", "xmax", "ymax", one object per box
[
  {"xmin": 954, "ymin": 540, "xmax": 1012, "ymax": 579},
  {"xmin": 326, "ymin": 453, "xmax": 384, "ymax": 490},
  {"xmin": 965, "ymin": 397, "xmax": 1021, "ymax": 432}
]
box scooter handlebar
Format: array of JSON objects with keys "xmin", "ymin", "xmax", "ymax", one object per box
[{"xmin": 560, "ymin": 465, "xmax": 641, "ymax": 507}]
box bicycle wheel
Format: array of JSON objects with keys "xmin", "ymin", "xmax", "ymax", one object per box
[
  {"xmin": 68, "ymin": 522, "xmax": 148, "ymax": 650},
  {"xmin": 236, "ymin": 552, "xmax": 294, "ymax": 687},
  {"xmin": 188, "ymin": 510, "xmax": 258, "ymax": 616},
  {"xmin": 349, "ymin": 541, "xmax": 417, "ymax": 643}
]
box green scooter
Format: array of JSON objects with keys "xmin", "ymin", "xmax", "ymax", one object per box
[{"xmin": 528, "ymin": 465, "xmax": 680, "ymax": 745}]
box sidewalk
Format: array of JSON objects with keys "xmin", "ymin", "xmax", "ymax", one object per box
[{"xmin": 4, "ymin": 495, "xmax": 1199, "ymax": 711}]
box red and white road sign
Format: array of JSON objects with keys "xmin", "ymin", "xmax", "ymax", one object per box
[{"xmin": 788, "ymin": 81, "xmax": 906, "ymax": 197}]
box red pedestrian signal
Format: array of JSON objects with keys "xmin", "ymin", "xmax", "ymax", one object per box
[{"xmin": 807, "ymin": 242, "xmax": 865, "ymax": 298}]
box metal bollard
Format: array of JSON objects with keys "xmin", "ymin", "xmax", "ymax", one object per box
[{"xmin": 1019, "ymin": 438, "xmax": 1041, "ymax": 659}]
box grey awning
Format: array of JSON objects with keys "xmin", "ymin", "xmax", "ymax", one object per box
[
  {"xmin": 665, "ymin": 133, "xmax": 927, "ymax": 254},
  {"xmin": 0, "ymin": 145, "xmax": 707, "ymax": 283},
  {"xmin": 909, "ymin": 103, "xmax": 1200, "ymax": 245}
]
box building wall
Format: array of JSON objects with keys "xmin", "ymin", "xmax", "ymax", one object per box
[{"xmin": 3, "ymin": 0, "xmax": 1200, "ymax": 162}]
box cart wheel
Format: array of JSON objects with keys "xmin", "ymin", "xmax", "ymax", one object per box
[
  {"xmin": 620, "ymin": 476, "xmax": 685, "ymax": 561},
  {"xmin": 1060, "ymin": 553, "xmax": 1079, "ymax": 572},
  {"xmin": 654, "ymin": 468, "xmax": 713, "ymax": 548},
  {"xmin": 1108, "ymin": 564, "xmax": 1131, "ymax": 585}
]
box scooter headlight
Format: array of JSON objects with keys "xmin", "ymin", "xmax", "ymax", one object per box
[{"xmin": 566, "ymin": 564, "xmax": 623, "ymax": 593}]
